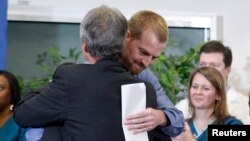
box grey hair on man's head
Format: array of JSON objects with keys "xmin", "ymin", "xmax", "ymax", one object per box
[{"xmin": 80, "ymin": 5, "xmax": 128, "ymax": 61}]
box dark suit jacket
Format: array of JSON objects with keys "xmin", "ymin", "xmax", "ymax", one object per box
[{"xmin": 14, "ymin": 60, "xmax": 170, "ymax": 141}]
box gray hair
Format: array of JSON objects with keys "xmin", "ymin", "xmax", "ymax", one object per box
[{"xmin": 80, "ymin": 5, "xmax": 127, "ymax": 61}]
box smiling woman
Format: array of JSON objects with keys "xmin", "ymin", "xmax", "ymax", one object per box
[{"xmin": 171, "ymin": 67, "xmax": 243, "ymax": 141}]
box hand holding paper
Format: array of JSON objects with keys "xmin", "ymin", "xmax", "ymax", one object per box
[{"xmin": 121, "ymin": 83, "xmax": 149, "ymax": 141}]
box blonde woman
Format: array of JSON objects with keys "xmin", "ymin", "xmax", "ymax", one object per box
[{"xmin": 172, "ymin": 67, "xmax": 242, "ymax": 141}]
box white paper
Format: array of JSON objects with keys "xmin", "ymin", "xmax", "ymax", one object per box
[{"xmin": 121, "ymin": 83, "xmax": 149, "ymax": 141}]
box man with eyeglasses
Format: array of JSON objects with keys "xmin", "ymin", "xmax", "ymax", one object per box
[{"xmin": 175, "ymin": 40, "xmax": 250, "ymax": 124}]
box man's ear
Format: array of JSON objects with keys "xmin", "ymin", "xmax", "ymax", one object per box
[
  {"xmin": 225, "ymin": 66, "xmax": 231, "ymax": 80},
  {"xmin": 82, "ymin": 43, "xmax": 97, "ymax": 64},
  {"xmin": 82, "ymin": 43, "xmax": 88, "ymax": 52},
  {"xmin": 226, "ymin": 66, "xmax": 231, "ymax": 74},
  {"xmin": 82, "ymin": 42, "xmax": 89, "ymax": 60}
]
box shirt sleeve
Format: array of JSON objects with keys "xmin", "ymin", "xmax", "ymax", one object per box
[
  {"xmin": 25, "ymin": 128, "xmax": 44, "ymax": 141},
  {"xmin": 136, "ymin": 68, "xmax": 185, "ymax": 137}
]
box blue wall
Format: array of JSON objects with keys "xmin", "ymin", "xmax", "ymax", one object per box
[{"xmin": 0, "ymin": 0, "xmax": 7, "ymax": 69}]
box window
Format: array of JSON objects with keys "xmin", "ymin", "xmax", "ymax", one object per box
[{"xmin": 7, "ymin": 6, "xmax": 218, "ymax": 79}]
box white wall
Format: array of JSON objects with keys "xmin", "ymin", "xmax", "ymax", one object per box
[{"xmin": 8, "ymin": 0, "xmax": 250, "ymax": 96}]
